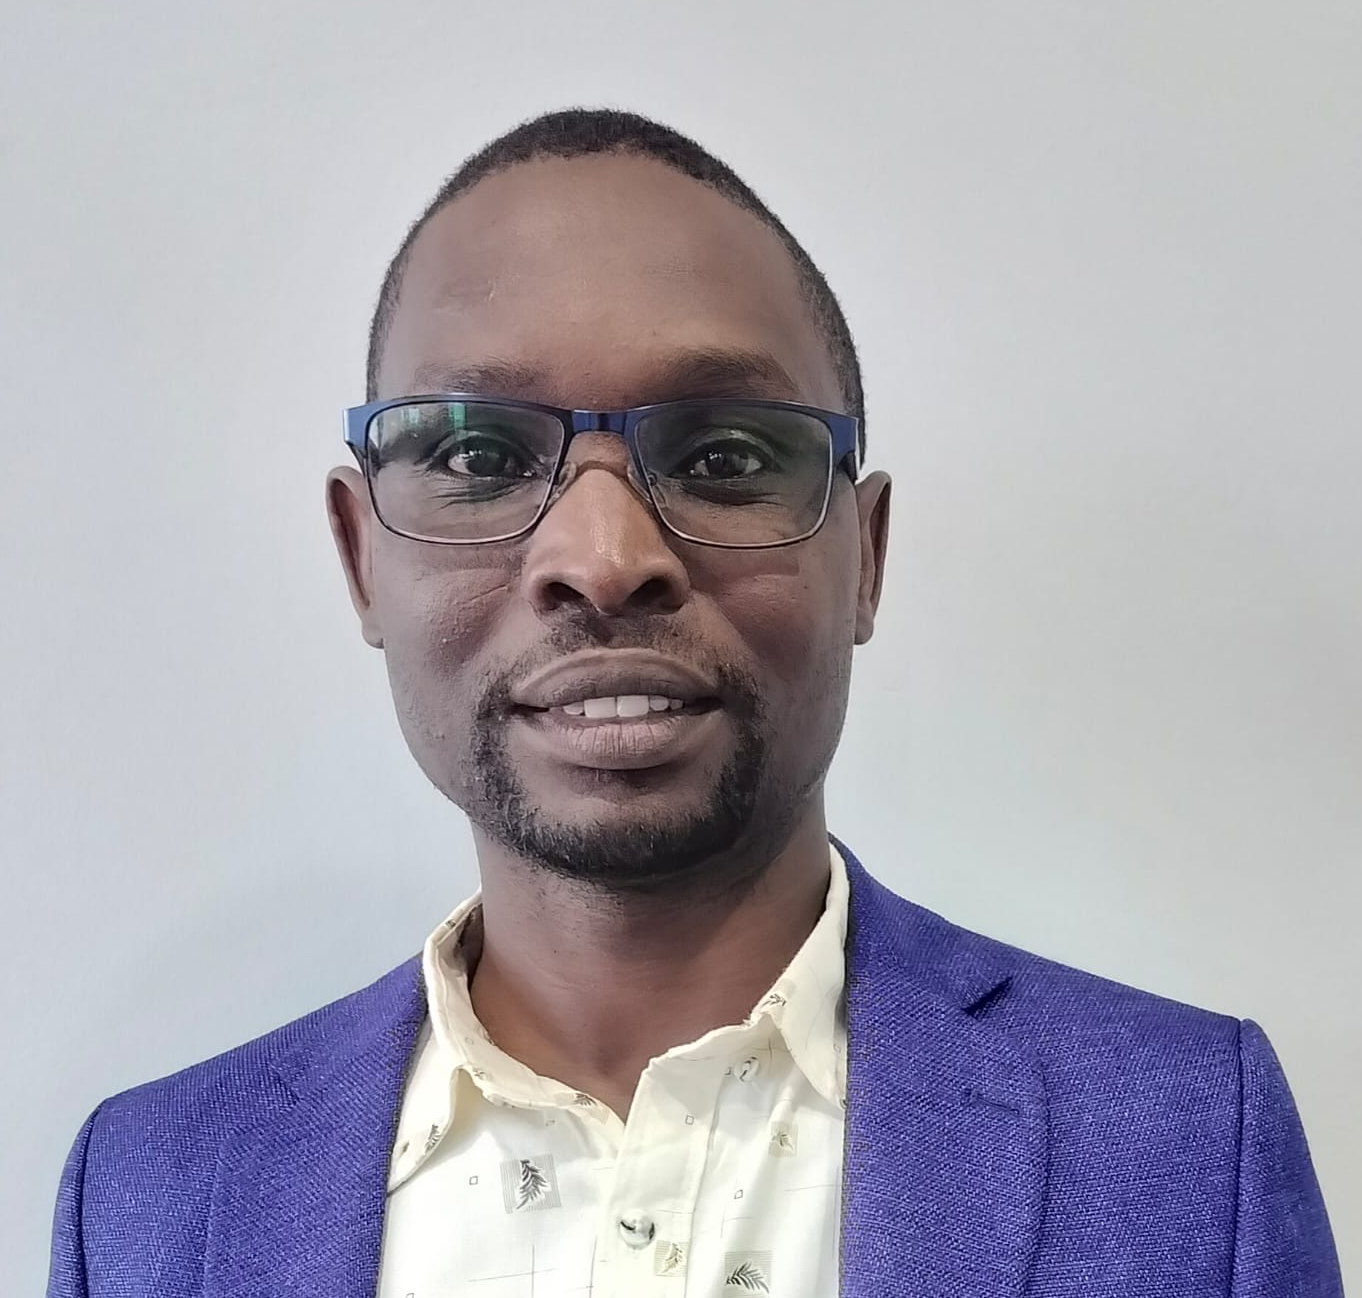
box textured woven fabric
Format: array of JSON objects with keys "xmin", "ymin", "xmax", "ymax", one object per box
[
  {"xmin": 377, "ymin": 843, "xmax": 848, "ymax": 1295},
  {"xmin": 47, "ymin": 840, "xmax": 1344, "ymax": 1297}
]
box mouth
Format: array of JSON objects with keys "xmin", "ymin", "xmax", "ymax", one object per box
[
  {"xmin": 513, "ymin": 693, "xmax": 722, "ymax": 722},
  {"xmin": 508, "ymin": 652, "xmax": 726, "ymax": 770}
]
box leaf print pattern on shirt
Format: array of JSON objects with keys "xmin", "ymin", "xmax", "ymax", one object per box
[
  {"xmin": 769, "ymin": 1121, "xmax": 798, "ymax": 1156},
  {"xmin": 653, "ymin": 1239, "xmax": 686, "ymax": 1276},
  {"xmin": 498, "ymin": 1153, "xmax": 561, "ymax": 1213},
  {"xmin": 725, "ymin": 1259, "xmax": 771, "ymax": 1291},
  {"xmin": 515, "ymin": 1159, "xmax": 548, "ymax": 1208}
]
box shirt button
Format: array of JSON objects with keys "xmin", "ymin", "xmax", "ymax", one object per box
[
  {"xmin": 736, "ymin": 1056, "xmax": 761, "ymax": 1082},
  {"xmin": 618, "ymin": 1211, "xmax": 656, "ymax": 1248}
]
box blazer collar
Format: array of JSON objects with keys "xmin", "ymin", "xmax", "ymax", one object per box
[{"xmin": 204, "ymin": 840, "xmax": 1046, "ymax": 1297}]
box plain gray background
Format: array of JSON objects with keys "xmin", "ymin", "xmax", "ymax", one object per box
[{"xmin": 2, "ymin": 0, "xmax": 1357, "ymax": 1287}]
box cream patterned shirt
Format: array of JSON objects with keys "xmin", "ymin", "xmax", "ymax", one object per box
[{"xmin": 376, "ymin": 844, "xmax": 849, "ymax": 1297}]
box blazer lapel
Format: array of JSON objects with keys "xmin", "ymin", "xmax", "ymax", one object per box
[
  {"xmin": 202, "ymin": 957, "xmax": 427, "ymax": 1298},
  {"xmin": 836, "ymin": 840, "xmax": 1049, "ymax": 1298}
]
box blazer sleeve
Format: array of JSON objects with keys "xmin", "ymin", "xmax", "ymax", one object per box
[
  {"xmin": 1230, "ymin": 1019, "xmax": 1344, "ymax": 1298},
  {"xmin": 46, "ymin": 1105, "xmax": 101, "ymax": 1298}
]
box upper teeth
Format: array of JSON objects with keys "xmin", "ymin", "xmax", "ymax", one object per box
[{"xmin": 558, "ymin": 695, "xmax": 687, "ymax": 718}]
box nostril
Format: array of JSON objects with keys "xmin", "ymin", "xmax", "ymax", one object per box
[
  {"xmin": 633, "ymin": 576, "xmax": 676, "ymax": 607},
  {"xmin": 540, "ymin": 580, "xmax": 588, "ymax": 609}
]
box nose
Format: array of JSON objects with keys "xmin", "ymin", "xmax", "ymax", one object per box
[{"xmin": 521, "ymin": 435, "xmax": 691, "ymax": 616}]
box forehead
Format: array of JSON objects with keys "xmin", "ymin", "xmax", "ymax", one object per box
[{"xmin": 378, "ymin": 152, "xmax": 842, "ymax": 409}]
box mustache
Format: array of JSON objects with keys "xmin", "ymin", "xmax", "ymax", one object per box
[{"xmin": 473, "ymin": 612, "xmax": 763, "ymax": 720}]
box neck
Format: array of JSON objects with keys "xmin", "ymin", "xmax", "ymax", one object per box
[{"xmin": 464, "ymin": 803, "xmax": 834, "ymax": 1114}]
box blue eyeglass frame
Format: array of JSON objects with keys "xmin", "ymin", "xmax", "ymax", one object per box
[{"xmin": 342, "ymin": 393, "xmax": 862, "ymax": 549}]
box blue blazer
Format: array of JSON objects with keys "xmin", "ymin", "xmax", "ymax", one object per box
[{"xmin": 48, "ymin": 842, "xmax": 1343, "ymax": 1296}]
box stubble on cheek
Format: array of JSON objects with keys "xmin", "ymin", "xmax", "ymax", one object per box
[
  {"xmin": 712, "ymin": 561, "xmax": 857, "ymax": 798},
  {"xmin": 376, "ymin": 559, "xmax": 520, "ymax": 802}
]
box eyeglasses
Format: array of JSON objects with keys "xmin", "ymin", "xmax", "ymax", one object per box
[{"xmin": 343, "ymin": 394, "xmax": 861, "ymax": 549}]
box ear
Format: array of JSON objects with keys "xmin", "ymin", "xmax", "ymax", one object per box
[
  {"xmin": 852, "ymin": 470, "xmax": 891, "ymax": 645},
  {"xmin": 325, "ymin": 466, "xmax": 385, "ymax": 649}
]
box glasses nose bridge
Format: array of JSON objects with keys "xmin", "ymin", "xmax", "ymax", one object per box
[
  {"xmin": 557, "ymin": 408, "xmax": 645, "ymax": 492},
  {"xmin": 548, "ymin": 411, "xmax": 652, "ymax": 516},
  {"xmin": 567, "ymin": 408, "xmax": 630, "ymax": 438}
]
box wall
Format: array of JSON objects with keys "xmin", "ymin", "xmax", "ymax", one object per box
[{"xmin": 2, "ymin": 1, "xmax": 1356, "ymax": 1287}]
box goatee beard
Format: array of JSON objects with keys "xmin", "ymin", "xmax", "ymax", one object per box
[{"xmin": 464, "ymin": 659, "xmax": 781, "ymax": 899}]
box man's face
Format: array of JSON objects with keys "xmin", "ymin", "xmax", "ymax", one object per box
[{"xmin": 328, "ymin": 153, "xmax": 890, "ymax": 893}]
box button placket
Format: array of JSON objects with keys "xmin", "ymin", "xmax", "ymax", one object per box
[{"xmin": 593, "ymin": 1055, "xmax": 718, "ymax": 1290}]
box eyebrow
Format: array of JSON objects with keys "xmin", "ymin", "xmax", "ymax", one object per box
[
  {"xmin": 647, "ymin": 348, "xmax": 804, "ymax": 402},
  {"xmin": 407, "ymin": 347, "xmax": 805, "ymax": 408},
  {"xmin": 410, "ymin": 358, "xmax": 546, "ymax": 396}
]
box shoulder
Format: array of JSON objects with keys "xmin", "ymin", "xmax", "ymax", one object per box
[
  {"xmin": 964, "ymin": 915, "xmax": 1239, "ymax": 1047},
  {"xmin": 851, "ymin": 858, "xmax": 1243, "ymax": 1068},
  {"xmin": 87, "ymin": 956, "xmax": 422, "ymax": 1160},
  {"xmin": 57, "ymin": 958, "xmax": 421, "ymax": 1287},
  {"xmin": 861, "ymin": 877, "xmax": 1253, "ymax": 1152},
  {"xmin": 842, "ymin": 858, "xmax": 1343, "ymax": 1286}
]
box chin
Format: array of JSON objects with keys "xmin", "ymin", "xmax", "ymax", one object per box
[{"xmin": 472, "ymin": 776, "xmax": 765, "ymax": 895}]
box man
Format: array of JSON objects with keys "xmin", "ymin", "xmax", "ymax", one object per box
[{"xmin": 48, "ymin": 109, "xmax": 1341, "ymax": 1297}]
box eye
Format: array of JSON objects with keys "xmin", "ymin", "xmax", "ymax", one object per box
[
  {"xmin": 433, "ymin": 433, "xmax": 534, "ymax": 479},
  {"xmin": 679, "ymin": 437, "xmax": 770, "ymax": 479}
]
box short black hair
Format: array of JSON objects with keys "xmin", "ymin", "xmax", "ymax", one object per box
[{"xmin": 366, "ymin": 108, "xmax": 865, "ymax": 454}]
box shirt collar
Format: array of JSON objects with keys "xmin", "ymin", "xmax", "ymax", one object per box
[
  {"xmin": 423, "ymin": 888, "xmax": 597, "ymax": 1111},
  {"xmin": 416, "ymin": 839, "xmax": 849, "ymax": 1118},
  {"xmin": 745, "ymin": 841, "xmax": 849, "ymax": 1107}
]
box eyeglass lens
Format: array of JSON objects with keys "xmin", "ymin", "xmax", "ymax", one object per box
[{"xmin": 364, "ymin": 400, "xmax": 835, "ymax": 546}]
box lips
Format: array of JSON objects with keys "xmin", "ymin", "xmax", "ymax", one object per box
[
  {"xmin": 510, "ymin": 649, "xmax": 720, "ymax": 714},
  {"xmin": 508, "ymin": 650, "xmax": 724, "ymax": 770}
]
